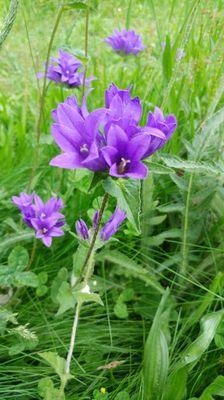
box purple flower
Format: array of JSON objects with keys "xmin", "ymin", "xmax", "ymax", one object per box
[
  {"xmin": 52, "ymin": 93, "xmax": 89, "ymax": 122},
  {"xmin": 102, "ymin": 125, "xmax": 151, "ymax": 179},
  {"xmin": 76, "ymin": 219, "xmax": 89, "ymax": 240},
  {"xmin": 12, "ymin": 193, "xmax": 65, "ymax": 247},
  {"xmin": 49, "ymin": 85, "xmax": 177, "ymax": 180},
  {"xmin": 142, "ymin": 107, "xmax": 177, "ymax": 157},
  {"xmin": 49, "ymin": 98, "xmax": 107, "ymax": 171},
  {"xmin": 100, "ymin": 207, "xmax": 126, "ymax": 241},
  {"xmin": 38, "ymin": 49, "xmax": 94, "ymax": 88},
  {"xmin": 12, "ymin": 192, "xmax": 35, "ymax": 228},
  {"xmin": 105, "ymin": 29, "xmax": 146, "ymax": 55},
  {"xmin": 105, "ymin": 83, "xmax": 142, "ymax": 133}
]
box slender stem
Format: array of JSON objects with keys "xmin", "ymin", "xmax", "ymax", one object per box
[
  {"xmin": 81, "ymin": 1, "xmax": 89, "ymax": 98},
  {"xmin": 64, "ymin": 192, "xmax": 109, "ymax": 378},
  {"xmin": 65, "ymin": 302, "xmax": 81, "ymax": 375},
  {"xmin": 80, "ymin": 192, "xmax": 109, "ymax": 277},
  {"xmin": 27, "ymin": 6, "xmax": 63, "ymax": 191}
]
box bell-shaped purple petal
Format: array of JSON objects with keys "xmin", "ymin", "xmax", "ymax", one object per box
[
  {"xmin": 100, "ymin": 207, "xmax": 126, "ymax": 241},
  {"xmin": 76, "ymin": 219, "xmax": 89, "ymax": 240},
  {"xmin": 102, "ymin": 125, "xmax": 151, "ymax": 179}
]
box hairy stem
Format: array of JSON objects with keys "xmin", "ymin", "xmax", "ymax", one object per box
[
  {"xmin": 80, "ymin": 192, "xmax": 109, "ymax": 277},
  {"xmin": 64, "ymin": 192, "xmax": 109, "ymax": 379},
  {"xmin": 27, "ymin": 6, "xmax": 63, "ymax": 191},
  {"xmin": 65, "ymin": 302, "xmax": 81, "ymax": 375}
]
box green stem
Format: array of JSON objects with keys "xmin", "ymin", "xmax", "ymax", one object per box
[
  {"xmin": 81, "ymin": 1, "xmax": 90, "ymax": 98},
  {"xmin": 27, "ymin": 6, "xmax": 64, "ymax": 191},
  {"xmin": 80, "ymin": 192, "xmax": 109, "ymax": 278},
  {"xmin": 64, "ymin": 192, "xmax": 109, "ymax": 380}
]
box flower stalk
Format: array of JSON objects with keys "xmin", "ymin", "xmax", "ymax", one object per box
[{"xmin": 63, "ymin": 192, "xmax": 109, "ymax": 390}]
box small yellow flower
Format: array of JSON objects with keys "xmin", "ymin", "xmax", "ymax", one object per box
[{"xmin": 100, "ymin": 387, "xmax": 106, "ymax": 394}]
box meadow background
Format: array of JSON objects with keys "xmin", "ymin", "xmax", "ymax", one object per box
[{"xmin": 1, "ymin": 0, "xmax": 224, "ymax": 399}]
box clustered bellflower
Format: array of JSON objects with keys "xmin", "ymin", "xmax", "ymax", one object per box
[
  {"xmin": 38, "ymin": 49, "xmax": 94, "ymax": 88},
  {"xmin": 76, "ymin": 207, "xmax": 126, "ymax": 241},
  {"xmin": 12, "ymin": 193, "xmax": 65, "ymax": 247},
  {"xmin": 50, "ymin": 83, "xmax": 177, "ymax": 180},
  {"xmin": 105, "ymin": 29, "xmax": 146, "ymax": 55}
]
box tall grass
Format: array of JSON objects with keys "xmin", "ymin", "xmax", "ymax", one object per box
[{"xmin": 0, "ymin": 0, "xmax": 224, "ymax": 399}]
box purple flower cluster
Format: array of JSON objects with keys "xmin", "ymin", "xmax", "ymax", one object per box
[
  {"xmin": 76, "ymin": 207, "xmax": 126, "ymax": 242},
  {"xmin": 105, "ymin": 29, "xmax": 146, "ymax": 55},
  {"xmin": 12, "ymin": 193, "xmax": 65, "ymax": 247},
  {"xmin": 38, "ymin": 49, "xmax": 94, "ymax": 88},
  {"xmin": 50, "ymin": 83, "xmax": 177, "ymax": 180}
]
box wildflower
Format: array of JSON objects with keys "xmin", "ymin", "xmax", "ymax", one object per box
[
  {"xmin": 102, "ymin": 125, "xmax": 151, "ymax": 179},
  {"xmin": 142, "ymin": 106, "xmax": 177, "ymax": 157},
  {"xmin": 100, "ymin": 207, "xmax": 126, "ymax": 241},
  {"xmin": 38, "ymin": 49, "xmax": 94, "ymax": 88},
  {"xmin": 105, "ymin": 83, "xmax": 142, "ymax": 132},
  {"xmin": 12, "ymin": 192, "xmax": 35, "ymax": 228},
  {"xmin": 49, "ymin": 101, "xmax": 107, "ymax": 171},
  {"xmin": 105, "ymin": 29, "xmax": 146, "ymax": 55},
  {"xmin": 50, "ymin": 84, "xmax": 177, "ymax": 180},
  {"xmin": 12, "ymin": 193, "xmax": 65, "ymax": 247},
  {"xmin": 76, "ymin": 219, "xmax": 89, "ymax": 240}
]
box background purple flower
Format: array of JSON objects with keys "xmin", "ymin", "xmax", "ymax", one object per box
[
  {"xmin": 105, "ymin": 29, "xmax": 146, "ymax": 55},
  {"xmin": 100, "ymin": 207, "xmax": 126, "ymax": 241},
  {"xmin": 12, "ymin": 193, "xmax": 65, "ymax": 247},
  {"xmin": 38, "ymin": 49, "xmax": 94, "ymax": 88}
]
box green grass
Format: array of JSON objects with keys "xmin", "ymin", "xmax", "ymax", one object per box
[{"xmin": 1, "ymin": 0, "xmax": 224, "ymax": 399}]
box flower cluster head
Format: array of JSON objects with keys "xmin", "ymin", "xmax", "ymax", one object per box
[
  {"xmin": 105, "ymin": 29, "xmax": 146, "ymax": 56},
  {"xmin": 12, "ymin": 193, "xmax": 65, "ymax": 247},
  {"xmin": 50, "ymin": 83, "xmax": 177, "ymax": 180},
  {"xmin": 38, "ymin": 49, "xmax": 94, "ymax": 88},
  {"xmin": 76, "ymin": 207, "xmax": 126, "ymax": 242}
]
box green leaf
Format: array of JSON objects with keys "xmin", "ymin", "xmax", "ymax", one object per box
[
  {"xmin": 119, "ymin": 288, "xmax": 134, "ymax": 302},
  {"xmin": 51, "ymin": 268, "xmax": 68, "ymax": 304},
  {"xmin": 0, "ymin": 232, "xmax": 34, "ymax": 253},
  {"xmin": 8, "ymin": 246, "xmax": 29, "ymax": 271},
  {"xmin": 143, "ymin": 289, "xmax": 170, "ymax": 400},
  {"xmin": 73, "ymin": 244, "xmax": 87, "ymax": 279},
  {"xmin": 38, "ymin": 377, "xmax": 65, "ymax": 400},
  {"xmin": 103, "ymin": 177, "xmax": 141, "ymax": 233},
  {"xmin": 198, "ymin": 375, "xmax": 224, "ymax": 400},
  {"xmin": 99, "ymin": 250, "xmax": 164, "ymax": 294},
  {"xmin": 39, "ymin": 351, "xmax": 72, "ymax": 382},
  {"xmin": 56, "ymin": 281, "xmax": 76, "ymax": 316},
  {"xmin": 163, "ymin": 310, "xmax": 224, "ymax": 400},
  {"xmin": 77, "ymin": 291, "xmax": 104, "ymax": 306},
  {"xmin": 9, "ymin": 342, "xmax": 25, "ymax": 356},
  {"xmin": 38, "ymin": 272, "xmax": 48, "ymax": 285},
  {"xmin": 63, "ymin": 1, "xmax": 88, "ymax": 10},
  {"xmin": 36, "ymin": 285, "xmax": 48, "ymax": 297},
  {"xmin": 114, "ymin": 301, "xmax": 128, "ymax": 319},
  {"xmin": 13, "ymin": 271, "xmax": 39, "ymax": 287},
  {"xmin": 115, "ymin": 391, "xmax": 130, "ymax": 400}
]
